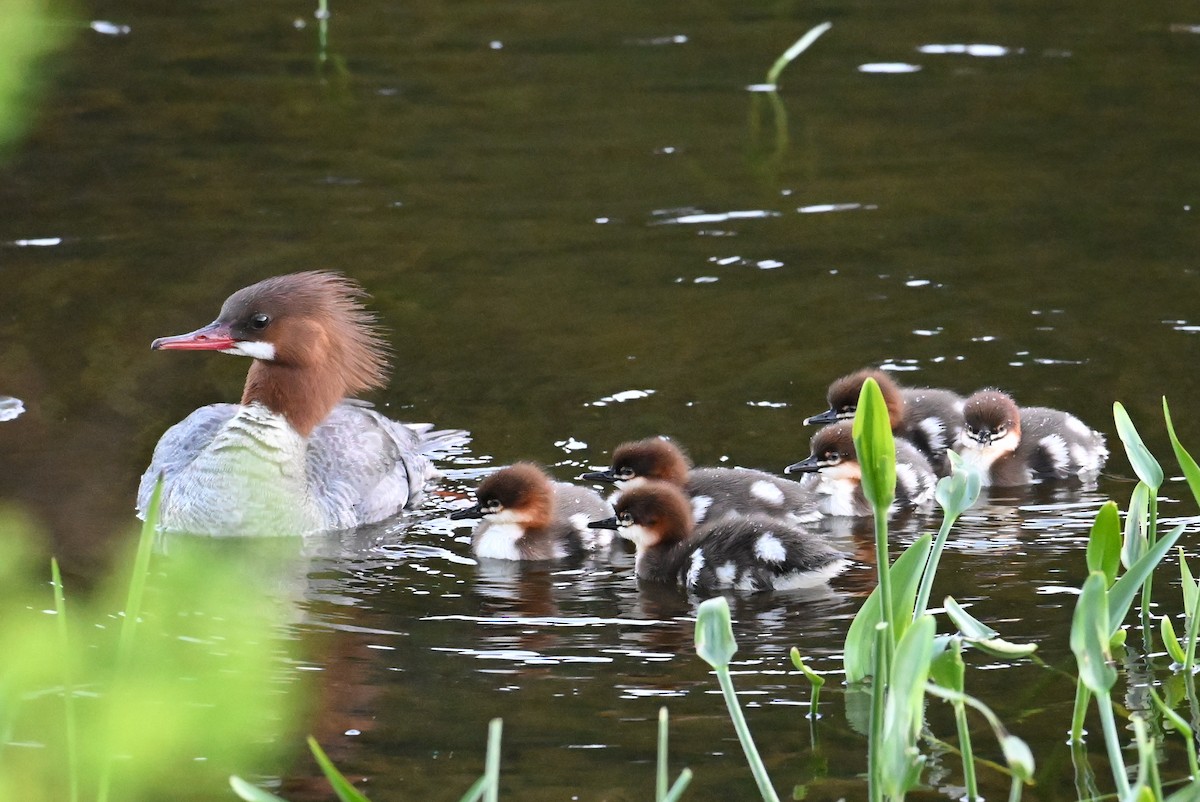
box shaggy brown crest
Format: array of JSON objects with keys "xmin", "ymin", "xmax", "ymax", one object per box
[
  {"xmin": 609, "ymin": 438, "xmax": 693, "ymax": 486},
  {"xmin": 827, "ymin": 369, "xmax": 905, "ymax": 428},
  {"xmin": 232, "ymin": 271, "xmax": 390, "ymax": 435},
  {"xmin": 614, "ymin": 480, "xmax": 694, "ymax": 546}
]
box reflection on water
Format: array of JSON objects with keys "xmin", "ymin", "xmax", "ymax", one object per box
[{"xmin": 4, "ymin": 0, "xmax": 1200, "ymax": 797}]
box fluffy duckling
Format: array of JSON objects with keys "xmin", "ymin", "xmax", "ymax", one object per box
[
  {"xmin": 451, "ymin": 463, "xmax": 613, "ymax": 560},
  {"xmin": 581, "ymin": 437, "xmax": 819, "ymax": 526},
  {"xmin": 805, "ymin": 368, "xmax": 963, "ymax": 475},
  {"xmin": 785, "ymin": 421, "xmax": 937, "ymax": 517},
  {"xmin": 587, "ymin": 481, "xmax": 848, "ymax": 593},
  {"xmin": 953, "ymin": 390, "xmax": 1108, "ymax": 487}
]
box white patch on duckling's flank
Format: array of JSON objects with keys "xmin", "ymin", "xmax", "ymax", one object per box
[
  {"xmin": 715, "ymin": 561, "xmax": 738, "ymax": 585},
  {"xmin": 225, "ymin": 341, "xmax": 277, "ymax": 361},
  {"xmin": 568, "ymin": 513, "xmax": 591, "ymax": 534},
  {"xmin": 1065, "ymin": 415, "xmax": 1093, "ymax": 439},
  {"xmin": 686, "ymin": 549, "xmax": 707, "ymax": 587},
  {"xmin": 771, "ymin": 558, "xmax": 851, "ymax": 591},
  {"xmin": 692, "ymin": 495, "xmax": 714, "ymax": 524},
  {"xmin": 474, "ymin": 523, "xmax": 524, "ymax": 561},
  {"xmin": 754, "ymin": 532, "xmax": 787, "ymax": 563},
  {"xmin": 750, "ymin": 480, "xmax": 786, "ymax": 506},
  {"xmin": 895, "ymin": 463, "xmax": 918, "ymax": 498},
  {"xmin": 917, "ymin": 417, "xmax": 946, "ymax": 451},
  {"xmin": 1039, "ymin": 434, "xmax": 1069, "ymax": 472}
]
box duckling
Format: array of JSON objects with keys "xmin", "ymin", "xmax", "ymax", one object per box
[
  {"xmin": 805, "ymin": 368, "xmax": 963, "ymax": 475},
  {"xmin": 450, "ymin": 463, "xmax": 613, "ymax": 560},
  {"xmin": 587, "ymin": 481, "xmax": 848, "ymax": 593},
  {"xmin": 785, "ymin": 421, "xmax": 937, "ymax": 517},
  {"xmin": 581, "ymin": 437, "xmax": 819, "ymax": 526},
  {"xmin": 953, "ymin": 389, "xmax": 1108, "ymax": 487}
]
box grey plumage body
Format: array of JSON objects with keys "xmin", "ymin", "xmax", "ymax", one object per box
[{"xmin": 470, "ymin": 482, "xmax": 613, "ymax": 560}]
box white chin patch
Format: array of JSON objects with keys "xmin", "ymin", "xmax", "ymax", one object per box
[{"xmin": 224, "ymin": 341, "xmax": 276, "ymax": 360}]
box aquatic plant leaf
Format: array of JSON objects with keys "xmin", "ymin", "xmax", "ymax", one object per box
[
  {"xmin": 843, "ymin": 534, "xmax": 932, "ymax": 682},
  {"xmin": 935, "ymin": 452, "xmax": 982, "ymax": 517},
  {"xmin": 999, "ymin": 734, "xmax": 1036, "ymax": 782},
  {"xmin": 229, "ymin": 776, "xmax": 289, "ymax": 802},
  {"xmin": 1180, "ymin": 548, "xmax": 1200, "ymax": 620},
  {"xmin": 695, "ymin": 596, "xmax": 737, "ymax": 670},
  {"xmin": 852, "ymin": 378, "xmax": 897, "ymax": 514},
  {"xmin": 1114, "ymin": 402, "xmax": 1163, "ymax": 490},
  {"xmin": 1086, "ymin": 501, "xmax": 1121, "ymax": 587},
  {"xmin": 944, "ymin": 597, "xmax": 998, "ymax": 640},
  {"xmin": 308, "ymin": 737, "xmax": 372, "ymax": 802},
  {"xmin": 1165, "ymin": 784, "xmax": 1200, "ymax": 802},
  {"xmin": 1162, "ymin": 615, "xmax": 1186, "ymax": 665},
  {"xmin": 764, "ymin": 21, "xmax": 833, "ymax": 87},
  {"xmin": 880, "ymin": 614, "xmax": 935, "ymax": 798},
  {"xmin": 1071, "ymin": 572, "xmax": 1117, "ymax": 694},
  {"xmin": 1109, "ymin": 524, "xmax": 1184, "ymax": 635},
  {"xmin": 789, "ymin": 647, "xmax": 825, "ymax": 688},
  {"xmin": 929, "ymin": 636, "xmax": 965, "ymax": 693},
  {"xmin": 1164, "ymin": 397, "xmax": 1200, "ymax": 510},
  {"xmin": 1121, "ymin": 483, "xmax": 1150, "ymax": 571},
  {"xmin": 661, "ymin": 768, "xmax": 693, "ymax": 802}
]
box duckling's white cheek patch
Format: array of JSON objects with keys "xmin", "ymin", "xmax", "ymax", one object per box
[
  {"xmin": 754, "ymin": 532, "xmax": 786, "ymax": 563},
  {"xmin": 225, "ymin": 341, "xmax": 277, "ymax": 361},
  {"xmin": 750, "ymin": 480, "xmax": 785, "ymax": 506}
]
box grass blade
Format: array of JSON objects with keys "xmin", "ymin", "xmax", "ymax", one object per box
[
  {"xmin": 50, "ymin": 558, "xmax": 79, "ymax": 802},
  {"xmin": 1113, "ymin": 402, "xmax": 1163, "ymax": 490},
  {"xmin": 657, "ymin": 707, "xmax": 669, "ymax": 801},
  {"xmin": 1164, "ymin": 397, "xmax": 1200, "ymax": 508},
  {"xmin": 1108, "ymin": 524, "xmax": 1184, "ymax": 634},
  {"xmin": 307, "ymin": 736, "xmax": 372, "ymax": 802},
  {"xmin": 1086, "ymin": 501, "xmax": 1121, "ymax": 587},
  {"xmin": 764, "ymin": 22, "xmax": 832, "ymax": 87},
  {"xmin": 230, "ymin": 776, "xmax": 290, "ymax": 802}
]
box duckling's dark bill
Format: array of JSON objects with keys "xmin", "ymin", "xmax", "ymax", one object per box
[
  {"xmin": 802, "ymin": 409, "xmax": 841, "ymax": 425},
  {"xmin": 449, "ymin": 505, "xmax": 485, "ymax": 520},
  {"xmin": 588, "ymin": 517, "xmax": 619, "ymax": 530},
  {"xmin": 784, "ymin": 456, "xmax": 821, "ymax": 474}
]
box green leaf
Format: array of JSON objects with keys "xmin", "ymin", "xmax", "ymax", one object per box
[
  {"xmin": 929, "ymin": 636, "xmax": 965, "ymax": 693},
  {"xmin": 999, "ymin": 734, "xmax": 1036, "ymax": 783},
  {"xmin": 853, "ymin": 377, "xmax": 897, "ymax": 514},
  {"xmin": 695, "ymin": 596, "xmax": 737, "ymax": 670},
  {"xmin": 844, "ymin": 534, "xmax": 932, "ymax": 682},
  {"xmin": 1166, "ymin": 782, "xmax": 1200, "ymax": 802},
  {"xmin": 880, "ymin": 615, "xmax": 936, "ymax": 798},
  {"xmin": 1109, "ymin": 524, "xmax": 1185, "ymax": 634},
  {"xmin": 789, "ymin": 647, "xmax": 825, "ymax": 688},
  {"xmin": 764, "ymin": 21, "xmax": 833, "ymax": 87},
  {"xmin": 230, "ymin": 777, "xmax": 290, "ymax": 802},
  {"xmin": 1071, "ymin": 572, "xmax": 1117, "ymax": 694},
  {"xmin": 935, "ymin": 452, "xmax": 983, "ymax": 517},
  {"xmin": 1162, "ymin": 615, "xmax": 1187, "ymax": 664},
  {"xmin": 1086, "ymin": 501, "xmax": 1122, "ymax": 587},
  {"xmin": 1164, "ymin": 397, "xmax": 1200, "ymax": 510},
  {"xmin": 308, "ymin": 736, "xmax": 373, "ymax": 802},
  {"xmin": 943, "ymin": 597, "xmax": 998, "ymax": 640},
  {"xmin": 1114, "ymin": 402, "xmax": 1164, "ymax": 490},
  {"xmin": 1121, "ymin": 483, "xmax": 1150, "ymax": 570},
  {"xmin": 1181, "ymin": 547, "xmax": 1199, "ymax": 620}
]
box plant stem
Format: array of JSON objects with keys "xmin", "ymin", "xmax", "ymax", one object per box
[
  {"xmin": 953, "ymin": 701, "xmax": 977, "ymax": 802},
  {"xmin": 914, "ymin": 510, "xmax": 956, "ymax": 620},
  {"xmin": 873, "ymin": 506, "xmax": 895, "ymax": 655},
  {"xmin": 657, "ymin": 707, "xmax": 668, "ymax": 801},
  {"xmin": 1141, "ymin": 493, "xmax": 1159, "ymax": 650},
  {"xmin": 715, "ymin": 666, "xmax": 780, "ymax": 802},
  {"xmin": 51, "ymin": 558, "xmax": 79, "ymax": 802},
  {"xmin": 868, "ymin": 623, "xmax": 888, "ymax": 802},
  {"xmin": 1070, "ymin": 679, "xmax": 1090, "ymax": 744},
  {"xmin": 1096, "ymin": 694, "xmax": 1130, "ymax": 797},
  {"xmin": 484, "ymin": 718, "xmax": 502, "ymax": 802}
]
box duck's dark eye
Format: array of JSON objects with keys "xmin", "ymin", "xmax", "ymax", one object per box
[
  {"xmin": 995, "ymin": 425, "xmax": 1007, "ymax": 437},
  {"xmin": 617, "ymin": 512, "xmax": 634, "ymax": 526},
  {"xmin": 616, "ymin": 467, "xmax": 636, "ymax": 480},
  {"xmin": 483, "ymin": 499, "xmax": 502, "ymax": 513},
  {"xmin": 249, "ymin": 313, "xmax": 271, "ymax": 331},
  {"xmin": 825, "ymin": 452, "xmax": 842, "ymax": 465}
]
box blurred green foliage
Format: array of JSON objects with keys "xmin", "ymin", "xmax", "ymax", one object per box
[
  {"xmin": 0, "ymin": 0, "xmax": 68, "ymax": 152},
  {"xmin": 0, "ymin": 506, "xmax": 304, "ymax": 802}
]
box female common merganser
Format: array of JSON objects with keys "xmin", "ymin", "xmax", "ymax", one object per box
[
  {"xmin": 581, "ymin": 437, "xmax": 819, "ymax": 526},
  {"xmin": 784, "ymin": 421, "xmax": 937, "ymax": 517},
  {"xmin": 587, "ymin": 481, "xmax": 848, "ymax": 593},
  {"xmin": 450, "ymin": 463, "xmax": 613, "ymax": 560},
  {"xmin": 137, "ymin": 271, "xmax": 467, "ymax": 536},
  {"xmin": 805, "ymin": 368, "xmax": 963, "ymax": 476},
  {"xmin": 953, "ymin": 389, "xmax": 1108, "ymax": 487}
]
